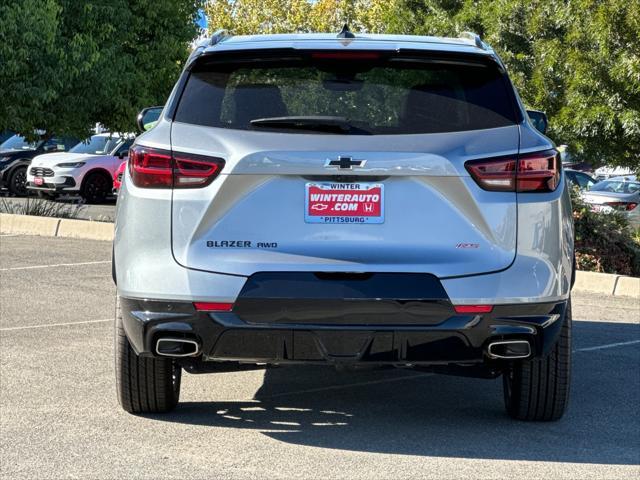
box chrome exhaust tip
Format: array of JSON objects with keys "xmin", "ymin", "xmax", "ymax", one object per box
[
  {"xmin": 487, "ymin": 340, "xmax": 531, "ymax": 360},
  {"xmin": 155, "ymin": 338, "xmax": 200, "ymax": 357}
]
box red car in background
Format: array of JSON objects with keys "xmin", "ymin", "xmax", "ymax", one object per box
[{"xmin": 113, "ymin": 160, "xmax": 126, "ymax": 193}]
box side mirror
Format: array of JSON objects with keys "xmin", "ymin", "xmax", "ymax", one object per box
[
  {"xmin": 136, "ymin": 106, "xmax": 163, "ymax": 132},
  {"xmin": 527, "ymin": 109, "xmax": 548, "ymax": 134},
  {"xmin": 117, "ymin": 150, "xmax": 129, "ymax": 159}
]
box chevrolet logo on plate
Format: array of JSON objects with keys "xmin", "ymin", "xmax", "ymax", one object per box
[{"xmin": 325, "ymin": 156, "xmax": 366, "ymax": 170}]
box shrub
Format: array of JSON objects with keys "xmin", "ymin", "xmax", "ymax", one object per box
[
  {"xmin": 0, "ymin": 197, "xmax": 84, "ymax": 220},
  {"xmin": 571, "ymin": 189, "xmax": 640, "ymax": 276}
]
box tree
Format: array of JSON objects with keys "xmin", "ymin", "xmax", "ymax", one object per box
[
  {"xmin": 205, "ymin": 0, "xmax": 395, "ymax": 35},
  {"xmin": 0, "ymin": 0, "xmax": 203, "ymax": 139}
]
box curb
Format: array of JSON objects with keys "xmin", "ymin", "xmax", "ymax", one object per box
[
  {"xmin": 573, "ymin": 271, "xmax": 639, "ymax": 298},
  {"xmin": 0, "ymin": 213, "xmax": 114, "ymax": 241},
  {"xmin": 0, "ymin": 213, "xmax": 638, "ymax": 298}
]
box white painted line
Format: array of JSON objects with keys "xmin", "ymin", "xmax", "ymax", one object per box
[
  {"xmin": 0, "ymin": 260, "xmax": 110, "ymax": 272},
  {"xmin": 0, "ymin": 319, "xmax": 110, "ymax": 332},
  {"xmin": 0, "ymin": 234, "xmax": 19, "ymax": 237},
  {"xmin": 575, "ymin": 339, "xmax": 640, "ymax": 352},
  {"xmin": 265, "ymin": 373, "xmax": 434, "ymax": 399}
]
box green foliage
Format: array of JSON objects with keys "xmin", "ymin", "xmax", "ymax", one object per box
[
  {"xmin": 205, "ymin": 0, "xmax": 396, "ymax": 35},
  {"xmin": 0, "ymin": 0, "xmax": 203, "ymax": 139},
  {"xmin": 571, "ymin": 189, "xmax": 640, "ymax": 276}
]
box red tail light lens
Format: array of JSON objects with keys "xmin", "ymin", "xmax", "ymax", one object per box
[
  {"xmin": 465, "ymin": 157, "xmax": 516, "ymax": 191},
  {"xmin": 174, "ymin": 153, "xmax": 224, "ymax": 188},
  {"xmin": 128, "ymin": 146, "xmax": 173, "ymax": 188},
  {"xmin": 465, "ymin": 149, "xmax": 561, "ymax": 193},
  {"xmin": 517, "ymin": 150, "xmax": 561, "ymax": 192},
  {"xmin": 129, "ymin": 145, "xmax": 224, "ymax": 189}
]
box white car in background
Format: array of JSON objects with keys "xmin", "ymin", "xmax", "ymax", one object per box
[
  {"xmin": 26, "ymin": 133, "xmax": 133, "ymax": 203},
  {"xmin": 581, "ymin": 176, "xmax": 640, "ymax": 229}
]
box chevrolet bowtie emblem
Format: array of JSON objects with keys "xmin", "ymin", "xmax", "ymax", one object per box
[{"xmin": 325, "ymin": 156, "xmax": 366, "ymax": 170}]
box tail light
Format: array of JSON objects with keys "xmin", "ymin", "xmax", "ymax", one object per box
[
  {"xmin": 604, "ymin": 202, "xmax": 638, "ymax": 211},
  {"xmin": 465, "ymin": 149, "xmax": 561, "ymax": 193},
  {"xmin": 128, "ymin": 145, "xmax": 224, "ymax": 189}
]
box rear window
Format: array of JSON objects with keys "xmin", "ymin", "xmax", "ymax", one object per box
[
  {"xmin": 591, "ymin": 180, "xmax": 640, "ymax": 194},
  {"xmin": 174, "ymin": 53, "xmax": 519, "ymax": 135}
]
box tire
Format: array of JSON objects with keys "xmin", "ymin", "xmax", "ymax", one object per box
[
  {"xmin": 81, "ymin": 171, "xmax": 111, "ymax": 204},
  {"xmin": 37, "ymin": 191, "xmax": 57, "ymax": 200},
  {"xmin": 8, "ymin": 165, "xmax": 28, "ymax": 196},
  {"xmin": 115, "ymin": 297, "xmax": 181, "ymax": 413},
  {"xmin": 503, "ymin": 298, "xmax": 572, "ymax": 421}
]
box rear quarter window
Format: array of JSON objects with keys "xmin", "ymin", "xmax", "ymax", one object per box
[{"xmin": 175, "ymin": 53, "xmax": 519, "ymax": 135}]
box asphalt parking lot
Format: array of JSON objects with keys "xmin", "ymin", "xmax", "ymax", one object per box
[{"xmin": 1, "ymin": 235, "xmax": 639, "ymax": 479}]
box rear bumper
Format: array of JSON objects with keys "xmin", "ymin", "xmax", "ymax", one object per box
[
  {"xmin": 26, "ymin": 177, "xmax": 76, "ymax": 192},
  {"xmin": 120, "ymin": 296, "xmax": 567, "ymax": 369}
]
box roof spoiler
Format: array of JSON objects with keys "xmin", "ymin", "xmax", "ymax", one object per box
[{"xmin": 459, "ymin": 32, "xmax": 489, "ymax": 50}]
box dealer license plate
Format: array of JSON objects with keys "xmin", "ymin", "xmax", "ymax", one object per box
[{"xmin": 305, "ymin": 182, "xmax": 384, "ymax": 224}]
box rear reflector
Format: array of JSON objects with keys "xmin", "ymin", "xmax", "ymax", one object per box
[
  {"xmin": 193, "ymin": 302, "xmax": 234, "ymax": 312},
  {"xmin": 454, "ymin": 305, "xmax": 494, "ymax": 314},
  {"xmin": 129, "ymin": 145, "xmax": 224, "ymax": 189},
  {"xmin": 465, "ymin": 149, "xmax": 561, "ymax": 193}
]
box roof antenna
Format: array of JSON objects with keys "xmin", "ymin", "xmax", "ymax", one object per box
[{"xmin": 337, "ymin": 24, "xmax": 355, "ymax": 39}]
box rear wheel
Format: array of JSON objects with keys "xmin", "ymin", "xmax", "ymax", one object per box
[
  {"xmin": 8, "ymin": 166, "xmax": 27, "ymax": 196},
  {"xmin": 115, "ymin": 297, "xmax": 181, "ymax": 413},
  {"xmin": 81, "ymin": 171, "xmax": 111, "ymax": 204},
  {"xmin": 503, "ymin": 299, "xmax": 572, "ymax": 421}
]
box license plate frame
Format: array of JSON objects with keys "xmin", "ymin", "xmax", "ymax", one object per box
[{"xmin": 304, "ymin": 182, "xmax": 384, "ymax": 224}]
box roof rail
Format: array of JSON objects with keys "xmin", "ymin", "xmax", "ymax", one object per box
[
  {"xmin": 209, "ymin": 29, "xmax": 230, "ymax": 46},
  {"xmin": 459, "ymin": 31, "xmax": 487, "ymax": 50}
]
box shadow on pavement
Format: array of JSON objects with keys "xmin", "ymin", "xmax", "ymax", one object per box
[{"xmin": 148, "ymin": 320, "xmax": 640, "ymax": 465}]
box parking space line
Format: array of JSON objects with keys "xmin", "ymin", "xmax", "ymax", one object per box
[
  {"xmin": 264, "ymin": 373, "xmax": 434, "ymax": 399},
  {"xmin": 575, "ymin": 339, "xmax": 640, "ymax": 352},
  {"xmin": 0, "ymin": 319, "xmax": 111, "ymax": 331},
  {"xmin": 0, "ymin": 260, "xmax": 110, "ymax": 271}
]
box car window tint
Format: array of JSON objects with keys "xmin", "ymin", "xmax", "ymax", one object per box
[{"xmin": 175, "ymin": 55, "xmax": 518, "ymax": 135}]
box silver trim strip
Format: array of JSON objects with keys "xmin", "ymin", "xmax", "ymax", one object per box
[
  {"xmin": 156, "ymin": 338, "xmax": 200, "ymax": 357},
  {"xmin": 487, "ymin": 340, "xmax": 531, "ymax": 360}
]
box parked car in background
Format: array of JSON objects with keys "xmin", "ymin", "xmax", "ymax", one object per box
[
  {"xmin": 581, "ymin": 176, "xmax": 640, "ymax": 228},
  {"xmin": 0, "ymin": 130, "xmax": 14, "ymax": 144},
  {"xmin": 0, "ymin": 134, "xmax": 79, "ymax": 195},
  {"xmin": 26, "ymin": 133, "xmax": 133, "ymax": 203},
  {"xmin": 565, "ymin": 169, "xmax": 597, "ymax": 191},
  {"xmin": 113, "ymin": 160, "xmax": 127, "ymax": 193},
  {"xmin": 594, "ymin": 166, "xmax": 634, "ymax": 181}
]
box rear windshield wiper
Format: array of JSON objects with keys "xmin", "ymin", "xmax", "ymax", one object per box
[{"xmin": 249, "ymin": 116, "xmax": 368, "ymax": 134}]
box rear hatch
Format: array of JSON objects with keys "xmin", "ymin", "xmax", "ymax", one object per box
[{"xmin": 169, "ymin": 48, "xmax": 521, "ymax": 278}]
